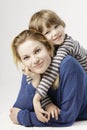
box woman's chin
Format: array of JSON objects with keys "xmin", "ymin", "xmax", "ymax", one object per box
[{"xmin": 35, "ymin": 69, "xmax": 46, "ymax": 74}]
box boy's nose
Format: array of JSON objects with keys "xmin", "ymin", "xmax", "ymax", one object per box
[
  {"xmin": 52, "ymin": 30, "xmax": 57, "ymax": 37},
  {"xmin": 52, "ymin": 33, "xmax": 57, "ymax": 40}
]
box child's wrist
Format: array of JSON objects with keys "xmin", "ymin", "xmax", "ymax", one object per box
[
  {"xmin": 32, "ymin": 79, "xmax": 40, "ymax": 88},
  {"xmin": 34, "ymin": 93, "xmax": 41, "ymax": 101}
]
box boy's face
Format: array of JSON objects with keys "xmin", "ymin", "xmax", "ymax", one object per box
[{"xmin": 42, "ymin": 24, "xmax": 65, "ymax": 45}]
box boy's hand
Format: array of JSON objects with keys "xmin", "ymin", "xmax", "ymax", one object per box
[
  {"xmin": 33, "ymin": 93, "xmax": 49, "ymax": 122},
  {"xmin": 45, "ymin": 103, "xmax": 60, "ymax": 120}
]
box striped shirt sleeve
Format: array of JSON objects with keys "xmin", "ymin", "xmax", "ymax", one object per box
[{"xmin": 36, "ymin": 35, "xmax": 87, "ymax": 98}]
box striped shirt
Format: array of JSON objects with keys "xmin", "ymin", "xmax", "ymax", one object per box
[
  {"xmin": 36, "ymin": 34, "xmax": 87, "ymax": 98},
  {"xmin": 26, "ymin": 34, "xmax": 87, "ymax": 107},
  {"xmin": 26, "ymin": 76, "xmax": 52, "ymax": 108}
]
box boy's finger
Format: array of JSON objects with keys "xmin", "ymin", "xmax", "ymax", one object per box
[
  {"xmin": 54, "ymin": 109, "xmax": 58, "ymax": 120},
  {"xmin": 47, "ymin": 112, "xmax": 50, "ymax": 121},
  {"xmin": 41, "ymin": 113, "xmax": 49, "ymax": 122},
  {"xmin": 40, "ymin": 109, "xmax": 50, "ymax": 122},
  {"xmin": 51, "ymin": 111, "xmax": 54, "ymax": 118},
  {"xmin": 41, "ymin": 109, "xmax": 48, "ymax": 114}
]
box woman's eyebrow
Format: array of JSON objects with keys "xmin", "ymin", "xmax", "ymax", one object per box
[{"xmin": 33, "ymin": 46, "xmax": 40, "ymax": 52}]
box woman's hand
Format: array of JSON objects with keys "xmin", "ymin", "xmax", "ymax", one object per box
[
  {"xmin": 20, "ymin": 63, "xmax": 32, "ymax": 76},
  {"xmin": 21, "ymin": 63, "xmax": 41, "ymax": 87},
  {"xmin": 9, "ymin": 107, "xmax": 21, "ymax": 124},
  {"xmin": 45, "ymin": 103, "xmax": 60, "ymax": 120}
]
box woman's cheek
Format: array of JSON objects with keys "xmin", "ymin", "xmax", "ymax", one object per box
[{"xmin": 23, "ymin": 61, "xmax": 30, "ymax": 69}]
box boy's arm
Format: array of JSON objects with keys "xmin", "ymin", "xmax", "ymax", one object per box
[
  {"xmin": 33, "ymin": 40, "xmax": 72, "ymax": 120},
  {"xmin": 33, "ymin": 93, "xmax": 60, "ymax": 121},
  {"xmin": 36, "ymin": 37, "xmax": 74, "ymax": 99}
]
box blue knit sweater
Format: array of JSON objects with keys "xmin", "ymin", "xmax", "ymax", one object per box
[{"xmin": 13, "ymin": 56, "xmax": 87, "ymax": 127}]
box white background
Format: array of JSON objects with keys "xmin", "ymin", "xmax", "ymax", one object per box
[{"xmin": 0, "ymin": 0, "xmax": 87, "ymax": 129}]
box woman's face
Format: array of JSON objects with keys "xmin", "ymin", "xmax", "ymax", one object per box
[{"xmin": 17, "ymin": 40, "xmax": 51, "ymax": 74}]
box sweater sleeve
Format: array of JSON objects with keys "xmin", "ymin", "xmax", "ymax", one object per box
[
  {"xmin": 56, "ymin": 56, "xmax": 85, "ymax": 126},
  {"xmin": 57, "ymin": 71, "xmax": 79, "ymax": 126},
  {"xmin": 13, "ymin": 74, "xmax": 27, "ymax": 105},
  {"xmin": 17, "ymin": 109, "xmax": 70, "ymax": 127},
  {"xmin": 17, "ymin": 110, "xmax": 52, "ymax": 127}
]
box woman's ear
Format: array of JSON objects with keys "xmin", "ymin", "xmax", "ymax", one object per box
[{"xmin": 48, "ymin": 49, "xmax": 54, "ymax": 58}]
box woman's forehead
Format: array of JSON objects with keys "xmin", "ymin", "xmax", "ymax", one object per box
[{"xmin": 19, "ymin": 40, "xmax": 45, "ymax": 51}]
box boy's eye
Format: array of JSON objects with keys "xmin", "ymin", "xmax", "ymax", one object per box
[
  {"xmin": 54, "ymin": 24, "xmax": 58, "ymax": 29},
  {"xmin": 44, "ymin": 31, "xmax": 50, "ymax": 35}
]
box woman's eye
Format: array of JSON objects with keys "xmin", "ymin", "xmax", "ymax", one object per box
[
  {"xmin": 35, "ymin": 49, "xmax": 41, "ymax": 54},
  {"xmin": 23, "ymin": 56, "xmax": 30, "ymax": 60}
]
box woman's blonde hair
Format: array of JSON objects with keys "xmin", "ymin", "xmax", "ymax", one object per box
[
  {"xmin": 11, "ymin": 29, "xmax": 54, "ymax": 66},
  {"xmin": 29, "ymin": 9, "xmax": 65, "ymax": 33},
  {"xmin": 11, "ymin": 29, "xmax": 59, "ymax": 89}
]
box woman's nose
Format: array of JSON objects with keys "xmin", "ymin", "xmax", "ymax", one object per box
[{"xmin": 32, "ymin": 57, "xmax": 39, "ymax": 64}]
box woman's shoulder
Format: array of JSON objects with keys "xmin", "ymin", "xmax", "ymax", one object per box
[
  {"xmin": 61, "ymin": 55, "xmax": 77, "ymax": 66},
  {"xmin": 60, "ymin": 55, "xmax": 84, "ymax": 74}
]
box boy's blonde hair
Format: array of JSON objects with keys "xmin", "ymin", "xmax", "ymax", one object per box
[{"xmin": 29, "ymin": 9, "xmax": 65, "ymax": 33}]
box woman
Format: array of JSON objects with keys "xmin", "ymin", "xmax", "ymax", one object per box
[{"xmin": 10, "ymin": 29, "xmax": 87, "ymax": 127}]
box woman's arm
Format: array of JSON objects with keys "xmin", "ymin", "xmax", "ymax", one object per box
[
  {"xmin": 13, "ymin": 74, "xmax": 27, "ymax": 108},
  {"xmin": 10, "ymin": 74, "xmax": 56, "ymax": 126},
  {"xmin": 10, "ymin": 56, "xmax": 85, "ymax": 127},
  {"xmin": 56, "ymin": 56, "xmax": 85, "ymax": 126}
]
